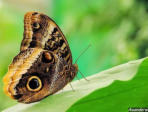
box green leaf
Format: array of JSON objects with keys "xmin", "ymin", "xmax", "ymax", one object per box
[
  {"xmin": 2, "ymin": 57, "xmax": 147, "ymax": 112},
  {"xmin": 68, "ymin": 58, "xmax": 148, "ymax": 112}
]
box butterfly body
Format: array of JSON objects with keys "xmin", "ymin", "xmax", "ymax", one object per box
[{"xmin": 3, "ymin": 12, "xmax": 78, "ymax": 103}]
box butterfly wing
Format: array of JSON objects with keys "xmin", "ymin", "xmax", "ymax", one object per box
[
  {"xmin": 3, "ymin": 12, "xmax": 78, "ymax": 103},
  {"xmin": 21, "ymin": 12, "xmax": 72, "ymax": 64},
  {"xmin": 3, "ymin": 49, "xmax": 77, "ymax": 103}
]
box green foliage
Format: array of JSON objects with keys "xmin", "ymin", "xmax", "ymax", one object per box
[{"xmin": 68, "ymin": 58, "xmax": 148, "ymax": 112}]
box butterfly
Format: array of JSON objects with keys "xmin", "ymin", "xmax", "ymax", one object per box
[{"xmin": 3, "ymin": 12, "xmax": 78, "ymax": 103}]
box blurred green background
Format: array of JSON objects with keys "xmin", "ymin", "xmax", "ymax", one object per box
[{"xmin": 1, "ymin": 0, "xmax": 148, "ymax": 111}]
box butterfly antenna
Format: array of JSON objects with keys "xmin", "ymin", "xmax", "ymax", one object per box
[
  {"xmin": 74, "ymin": 44, "xmax": 91, "ymax": 81},
  {"xmin": 78, "ymin": 69, "xmax": 89, "ymax": 81},
  {"xmin": 74, "ymin": 44, "xmax": 91, "ymax": 64}
]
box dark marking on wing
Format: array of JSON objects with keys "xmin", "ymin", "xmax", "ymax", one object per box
[
  {"xmin": 29, "ymin": 41, "xmax": 37, "ymax": 48},
  {"xmin": 61, "ymin": 47, "xmax": 69, "ymax": 58},
  {"xmin": 32, "ymin": 12, "xmax": 38, "ymax": 15},
  {"xmin": 59, "ymin": 39, "xmax": 64, "ymax": 47},
  {"xmin": 13, "ymin": 94, "xmax": 23, "ymax": 100},
  {"xmin": 45, "ymin": 41, "xmax": 59, "ymax": 51},
  {"xmin": 32, "ymin": 36, "xmax": 37, "ymax": 40},
  {"xmin": 52, "ymin": 28, "xmax": 58, "ymax": 34},
  {"xmin": 29, "ymin": 40, "xmax": 42, "ymax": 48},
  {"xmin": 66, "ymin": 56, "xmax": 71, "ymax": 63},
  {"xmin": 51, "ymin": 36, "xmax": 56, "ymax": 41}
]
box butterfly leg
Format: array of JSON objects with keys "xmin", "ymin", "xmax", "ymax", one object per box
[
  {"xmin": 78, "ymin": 70, "xmax": 89, "ymax": 81},
  {"xmin": 69, "ymin": 83, "xmax": 75, "ymax": 92}
]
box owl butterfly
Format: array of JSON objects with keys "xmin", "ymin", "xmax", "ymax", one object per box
[{"xmin": 3, "ymin": 12, "xmax": 78, "ymax": 103}]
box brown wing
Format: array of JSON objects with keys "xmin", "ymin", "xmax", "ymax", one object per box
[
  {"xmin": 20, "ymin": 12, "xmax": 72, "ymax": 64},
  {"xmin": 7, "ymin": 50, "xmax": 77, "ymax": 103}
]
